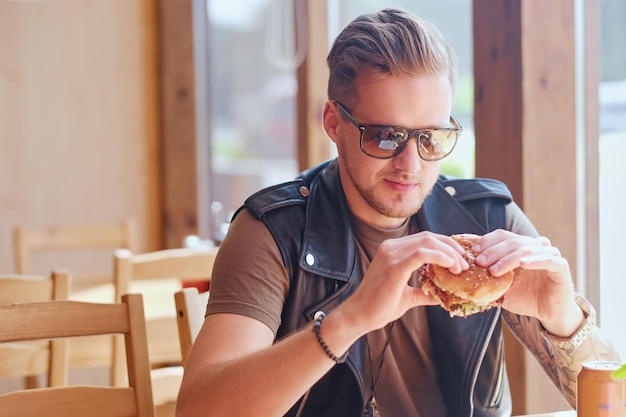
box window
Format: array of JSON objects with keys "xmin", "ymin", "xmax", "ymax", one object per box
[
  {"xmin": 598, "ymin": 0, "xmax": 626, "ymax": 358},
  {"xmin": 206, "ymin": 0, "xmax": 299, "ymax": 242},
  {"xmin": 203, "ymin": 0, "xmax": 475, "ymax": 242}
]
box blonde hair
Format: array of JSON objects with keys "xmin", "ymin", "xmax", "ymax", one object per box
[{"xmin": 327, "ymin": 8, "xmax": 457, "ymax": 107}]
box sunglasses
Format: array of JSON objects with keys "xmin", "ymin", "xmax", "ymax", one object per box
[{"xmin": 333, "ymin": 100, "xmax": 462, "ymax": 161}]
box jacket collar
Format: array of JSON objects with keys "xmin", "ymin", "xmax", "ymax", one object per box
[
  {"xmin": 416, "ymin": 180, "xmax": 490, "ymax": 235},
  {"xmin": 298, "ymin": 160, "xmax": 493, "ymax": 281},
  {"xmin": 299, "ymin": 160, "xmax": 356, "ymax": 282}
]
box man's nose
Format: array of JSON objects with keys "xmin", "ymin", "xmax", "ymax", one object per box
[{"xmin": 392, "ymin": 136, "xmax": 423, "ymax": 172}]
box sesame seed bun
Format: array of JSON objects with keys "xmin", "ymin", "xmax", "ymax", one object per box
[{"xmin": 418, "ymin": 234, "xmax": 514, "ymax": 317}]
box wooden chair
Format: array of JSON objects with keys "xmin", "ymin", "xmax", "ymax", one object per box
[
  {"xmin": 13, "ymin": 219, "xmax": 137, "ymax": 291},
  {"xmin": 112, "ymin": 247, "xmax": 217, "ymax": 413},
  {"xmin": 0, "ymin": 271, "xmax": 71, "ymax": 388},
  {"xmin": 12, "ymin": 220, "xmax": 137, "ymax": 387},
  {"xmin": 174, "ymin": 287, "xmax": 209, "ymax": 366},
  {"xmin": 0, "ymin": 293, "xmax": 155, "ymax": 417}
]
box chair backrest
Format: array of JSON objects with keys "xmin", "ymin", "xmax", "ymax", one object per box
[
  {"xmin": 174, "ymin": 287, "xmax": 209, "ymax": 366},
  {"xmin": 112, "ymin": 247, "xmax": 217, "ymax": 407},
  {"xmin": 113, "ymin": 247, "xmax": 216, "ymax": 300},
  {"xmin": 0, "ymin": 271, "xmax": 71, "ymax": 387},
  {"xmin": 0, "ymin": 293, "xmax": 155, "ymax": 417},
  {"xmin": 13, "ymin": 219, "xmax": 137, "ymax": 291}
]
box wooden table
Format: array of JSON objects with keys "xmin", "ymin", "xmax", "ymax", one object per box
[{"xmin": 514, "ymin": 410, "xmax": 575, "ymax": 417}]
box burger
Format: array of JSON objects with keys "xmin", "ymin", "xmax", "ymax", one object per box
[{"xmin": 418, "ymin": 233, "xmax": 514, "ymax": 318}]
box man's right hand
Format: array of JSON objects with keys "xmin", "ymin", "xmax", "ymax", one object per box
[{"xmin": 334, "ymin": 231, "xmax": 469, "ymax": 335}]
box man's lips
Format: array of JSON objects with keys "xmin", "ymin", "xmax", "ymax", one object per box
[{"xmin": 384, "ymin": 178, "xmax": 418, "ymax": 192}]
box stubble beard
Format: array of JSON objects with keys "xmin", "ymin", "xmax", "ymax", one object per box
[
  {"xmin": 343, "ymin": 153, "xmax": 436, "ymax": 219},
  {"xmin": 354, "ymin": 175, "xmax": 433, "ymax": 219}
]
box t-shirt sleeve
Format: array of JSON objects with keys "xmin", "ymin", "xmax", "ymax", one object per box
[
  {"xmin": 205, "ymin": 208, "xmax": 289, "ymax": 336},
  {"xmin": 506, "ymin": 201, "xmax": 540, "ymax": 237}
]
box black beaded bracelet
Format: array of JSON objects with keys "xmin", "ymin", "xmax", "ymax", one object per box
[{"xmin": 313, "ymin": 311, "xmax": 348, "ymax": 364}]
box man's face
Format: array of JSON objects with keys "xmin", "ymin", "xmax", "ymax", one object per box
[{"xmin": 324, "ymin": 72, "xmax": 454, "ymax": 229}]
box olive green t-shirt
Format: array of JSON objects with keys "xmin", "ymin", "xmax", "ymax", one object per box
[{"xmin": 206, "ymin": 201, "xmax": 538, "ymax": 417}]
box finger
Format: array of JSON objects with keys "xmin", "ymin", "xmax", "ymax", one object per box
[
  {"xmin": 474, "ymin": 230, "xmax": 550, "ymax": 253},
  {"xmin": 470, "ymin": 228, "xmax": 517, "ymax": 253},
  {"xmin": 384, "ymin": 233, "xmax": 470, "ymax": 274},
  {"xmin": 519, "ymin": 254, "xmax": 570, "ymax": 274},
  {"xmin": 392, "ymin": 246, "xmax": 467, "ymax": 276},
  {"xmin": 483, "ymin": 244, "xmax": 559, "ymax": 276},
  {"xmin": 491, "ymin": 247, "xmax": 565, "ymax": 277},
  {"xmin": 475, "ymin": 235, "xmax": 552, "ymax": 269}
]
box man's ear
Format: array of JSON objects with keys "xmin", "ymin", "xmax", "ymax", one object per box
[{"xmin": 322, "ymin": 100, "xmax": 340, "ymax": 144}]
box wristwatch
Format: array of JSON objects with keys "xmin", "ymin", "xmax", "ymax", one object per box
[{"xmin": 538, "ymin": 293, "xmax": 596, "ymax": 350}]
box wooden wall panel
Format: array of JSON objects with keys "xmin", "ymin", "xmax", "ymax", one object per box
[{"xmin": 0, "ymin": 0, "xmax": 161, "ymax": 274}]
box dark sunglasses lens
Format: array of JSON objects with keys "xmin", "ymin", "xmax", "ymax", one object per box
[
  {"xmin": 418, "ymin": 130, "xmax": 458, "ymax": 160},
  {"xmin": 361, "ymin": 127, "xmax": 408, "ymax": 158}
]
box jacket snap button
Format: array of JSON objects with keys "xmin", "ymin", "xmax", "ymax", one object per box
[
  {"xmin": 299, "ymin": 186, "xmax": 310, "ymax": 197},
  {"xmin": 445, "ymin": 186, "xmax": 456, "ymax": 196},
  {"xmin": 305, "ymin": 253, "xmax": 315, "ymax": 266}
]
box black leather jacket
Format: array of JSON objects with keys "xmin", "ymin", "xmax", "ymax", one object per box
[{"xmin": 241, "ymin": 159, "xmax": 514, "ymax": 417}]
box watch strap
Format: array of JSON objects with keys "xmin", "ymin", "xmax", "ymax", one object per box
[{"xmin": 538, "ymin": 293, "xmax": 596, "ymax": 350}]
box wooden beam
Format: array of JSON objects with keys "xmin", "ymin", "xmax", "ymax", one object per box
[
  {"xmin": 158, "ymin": 0, "xmax": 200, "ymax": 248},
  {"xmin": 520, "ymin": 1, "xmax": 577, "ymax": 274},
  {"xmin": 473, "ymin": 3, "xmax": 525, "ymax": 412},
  {"xmin": 474, "ymin": 0, "xmax": 600, "ymax": 413},
  {"xmin": 296, "ymin": 0, "xmax": 330, "ymax": 170},
  {"xmin": 474, "ymin": 1, "xmax": 524, "ymax": 204}
]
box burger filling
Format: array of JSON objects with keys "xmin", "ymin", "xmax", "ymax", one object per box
[{"xmin": 418, "ymin": 268, "xmax": 504, "ymax": 318}]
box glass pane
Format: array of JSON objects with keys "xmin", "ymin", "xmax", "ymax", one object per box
[
  {"xmin": 204, "ymin": 1, "xmax": 474, "ymax": 243},
  {"xmin": 599, "ymin": 0, "xmax": 626, "ymax": 358},
  {"xmin": 207, "ymin": 0, "xmax": 299, "ymax": 242},
  {"xmin": 329, "ymin": 0, "xmax": 475, "ymax": 178}
]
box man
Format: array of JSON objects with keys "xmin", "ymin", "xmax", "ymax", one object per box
[{"xmin": 177, "ymin": 9, "xmax": 618, "ymax": 417}]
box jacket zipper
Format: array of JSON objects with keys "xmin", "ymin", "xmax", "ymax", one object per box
[
  {"xmin": 463, "ymin": 308, "xmax": 501, "ymax": 415},
  {"xmin": 489, "ymin": 356, "xmax": 505, "ymax": 407}
]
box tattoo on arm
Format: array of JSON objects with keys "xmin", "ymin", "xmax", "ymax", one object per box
[{"xmin": 502, "ymin": 312, "xmax": 618, "ymax": 408}]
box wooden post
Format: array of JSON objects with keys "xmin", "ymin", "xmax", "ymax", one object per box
[
  {"xmin": 473, "ymin": 0, "xmax": 599, "ymax": 413},
  {"xmin": 296, "ymin": 0, "xmax": 330, "ymax": 170},
  {"xmin": 158, "ymin": 0, "xmax": 204, "ymax": 248}
]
